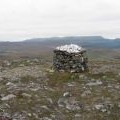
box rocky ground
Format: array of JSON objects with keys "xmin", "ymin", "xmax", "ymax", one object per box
[{"xmin": 0, "ymin": 58, "xmax": 119, "ymax": 120}]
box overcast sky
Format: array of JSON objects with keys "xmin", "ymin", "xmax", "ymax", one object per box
[{"xmin": 0, "ymin": 0, "xmax": 120, "ymax": 41}]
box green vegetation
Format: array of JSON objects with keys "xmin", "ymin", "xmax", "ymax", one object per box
[
  {"xmin": 20, "ymin": 75, "xmax": 36, "ymax": 84},
  {"xmin": 48, "ymin": 72, "xmax": 71, "ymax": 86}
]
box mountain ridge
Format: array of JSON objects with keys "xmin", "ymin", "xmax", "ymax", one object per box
[
  {"xmin": 0, "ymin": 36, "xmax": 119, "ymax": 58},
  {"xmin": 22, "ymin": 36, "xmax": 120, "ymax": 48}
]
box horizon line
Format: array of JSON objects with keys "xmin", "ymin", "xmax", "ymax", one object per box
[{"xmin": 0, "ymin": 35, "xmax": 119, "ymax": 42}]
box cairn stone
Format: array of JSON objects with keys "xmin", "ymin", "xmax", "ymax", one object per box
[{"xmin": 53, "ymin": 44, "xmax": 88, "ymax": 72}]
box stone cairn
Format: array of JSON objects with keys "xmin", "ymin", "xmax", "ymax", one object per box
[{"xmin": 53, "ymin": 44, "xmax": 88, "ymax": 72}]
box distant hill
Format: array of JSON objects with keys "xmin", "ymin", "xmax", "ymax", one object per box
[
  {"xmin": 0, "ymin": 36, "xmax": 120, "ymax": 59},
  {"xmin": 24, "ymin": 36, "xmax": 120, "ymax": 49}
]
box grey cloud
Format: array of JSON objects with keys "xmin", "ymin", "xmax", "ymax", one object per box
[{"xmin": 0, "ymin": 0, "xmax": 120, "ymax": 41}]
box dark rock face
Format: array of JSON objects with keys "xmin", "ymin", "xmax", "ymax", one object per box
[
  {"xmin": 0, "ymin": 116, "xmax": 11, "ymax": 120},
  {"xmin": 53, "ymin": 50, "xmax": 88, "ymax": 72}
]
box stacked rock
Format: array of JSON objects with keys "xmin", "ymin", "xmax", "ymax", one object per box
[{"xmin": 53, "ymin": 44, "xmax": 88, "ymax": 72}]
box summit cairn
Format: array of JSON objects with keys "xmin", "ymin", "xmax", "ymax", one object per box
[{"xmin": 53, "ymin": 44, "xmax": 88, "ymax": 72}]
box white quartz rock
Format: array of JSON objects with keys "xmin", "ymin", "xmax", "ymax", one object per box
[{"xmin": 56, "ymin": 44, "xmax": 84, "ymax": 53}]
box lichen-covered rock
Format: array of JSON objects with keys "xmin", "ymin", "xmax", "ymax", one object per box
[{"xmin": 1, "ymin": 94, "xmax": 16, "ymax": 101}]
